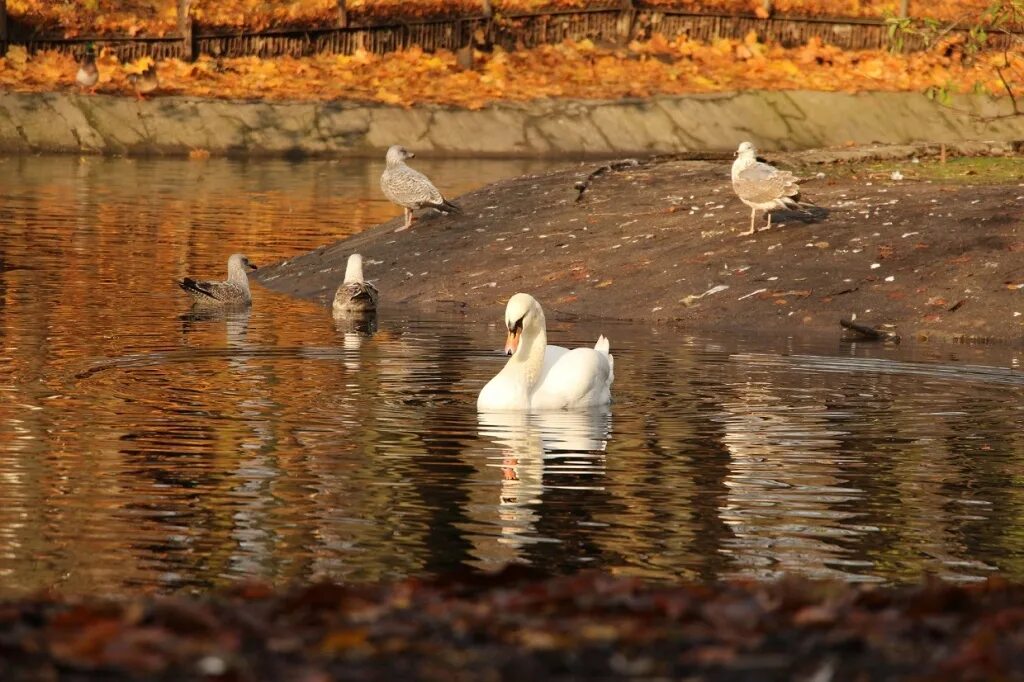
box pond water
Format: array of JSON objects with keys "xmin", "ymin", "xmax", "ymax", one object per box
[{"xmin": 1, "ymin": 154, "xmax": 1023, "ymax": 596}]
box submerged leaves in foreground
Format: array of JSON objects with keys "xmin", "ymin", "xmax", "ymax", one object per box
[{"xmin": 4, "ymin": 570, "xmax": 1024, "ymax": 680}]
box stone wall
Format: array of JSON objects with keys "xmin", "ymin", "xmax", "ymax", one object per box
[{"xmin": 0, "ymin": 90, "xmax": 1021, "ymax": 157}]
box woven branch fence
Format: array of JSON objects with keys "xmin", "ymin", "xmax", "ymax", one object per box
[{"xmin": 0, "ymin": 0, "xmax": 1016, "ymax": 62}]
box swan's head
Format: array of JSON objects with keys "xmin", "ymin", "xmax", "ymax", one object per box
[
  {"xmin": 735, "ymin": 141, "xmax": 756, "ymax": 158},
  {"xmin": 503, "ymin": 293, "xmax": 544, "ymax": 356},
  {"xmin": 385, "ymin": 145, "xmax": 413, "ymax": 165},
  {"xmin": 228, "ymin": 253, "xmax": 257, "ymax": 273}
]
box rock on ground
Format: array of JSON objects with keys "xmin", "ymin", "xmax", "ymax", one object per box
[{"xmin": 256, "ymin": 145, "xmax": 1024, "ymax": 344}]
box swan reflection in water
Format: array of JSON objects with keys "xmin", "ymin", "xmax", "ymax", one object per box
[{"xmin": 470, "ymin": 409, "xmax": 612, "ymax": 568}]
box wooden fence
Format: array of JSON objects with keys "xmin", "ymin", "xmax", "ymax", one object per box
[{"xmin": 0, "ymin": 1, "xmax": 1013, "ymax": 62}]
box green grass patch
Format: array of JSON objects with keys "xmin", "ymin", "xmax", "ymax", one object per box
[{"xmin": 834, "ymin": 156, "xmax": 1024, "ymax": 184}]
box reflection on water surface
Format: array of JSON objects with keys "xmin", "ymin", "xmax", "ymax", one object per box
[{"xmin": 1, "ymin": 155, "xmax": 1023, "ymax": 594}]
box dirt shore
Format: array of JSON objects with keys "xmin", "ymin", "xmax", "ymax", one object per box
[
  {"xmin": 256, "ymin": 143, "xmax": 1024, "ymax": 343},
  {"xmin": 3, "ymin": 570, "xmax": 1023, "ymax": 681}
]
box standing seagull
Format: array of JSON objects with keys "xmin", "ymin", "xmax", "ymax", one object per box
[
  {"xmin": 380, "ymin": 145, "xmax": 461, "ymax": 231},
  {"xmin": 731, "ymin": 141, "xmax": 813, "ymax": 236},
  {"xmin": 76, "ymin": 43, "xmax": 99, "ymax": 92},
  {"xmin": 333, "ymin": 253, "xmax": 379, "ymax": 316},
  {"xmin": 178, "ymin": 253, "xmax": 257, "ymax": 307}
]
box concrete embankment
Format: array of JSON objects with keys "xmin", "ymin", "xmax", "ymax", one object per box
[{"xmin": 0, "ymin": 90, "xmax": 1021, "ymax": 157}]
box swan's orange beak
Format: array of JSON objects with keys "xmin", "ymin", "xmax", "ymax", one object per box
[{"xmin": 504, "ymin": 328, "xmax": 521, "ymax": 356}]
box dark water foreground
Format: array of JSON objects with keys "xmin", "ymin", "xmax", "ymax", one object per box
[{"xmin": 3, "ymin": 570, "xmax": 1023, "ymax": 681}]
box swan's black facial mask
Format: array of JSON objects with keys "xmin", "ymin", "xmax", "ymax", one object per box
[{"xmin": 504, "ymin": 317, "xmax": 524, "ymax": 356}]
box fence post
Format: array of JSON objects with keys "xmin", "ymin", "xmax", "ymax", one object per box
[
  {"xmin": 0, "ymin": 0, "xmax": 8, "ymax": 58},
  {"xmin": 899, "ymin": 0, "xmax": 909, "ymax": 18},
  {"xmin": 482, "ymin": 0, "xmax": 493, "ymax": 18},
  {"xmin": 178, "ymin": 0, "xmax": 194, "ymax": 60},
  {"xmin": 337, "ymin": 0, "xmax": 348, "ymax": 28},
  {"xmin": 617, "ymin": 0, "xmax": 634, "ymax": 44}
]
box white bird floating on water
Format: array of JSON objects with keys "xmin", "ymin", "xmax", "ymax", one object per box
[
  {"xmin": 178, "ymin": 253, "xmax": 257, "ymax": 307},
  {"xmin": 731, "ymin": 141, "xmax": 814, "ymax": 236},
  {"xmin": 477, "ymin": 293, "xmax": 614, "ymax": 411},
  {"xmin": 380, "ymin": 145, "xmax": 461, "ymax": 231},
  {"xmin": 333, "ymin": 253, "xmax": 379, "ymax": 316}
]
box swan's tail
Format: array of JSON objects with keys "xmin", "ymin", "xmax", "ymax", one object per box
[{"xmin": 595, "ymin": 334, "xmax": 614, "ymax": 384}]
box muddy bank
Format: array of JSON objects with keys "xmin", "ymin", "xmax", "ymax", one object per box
[
  {"xmin": 1, "ymin": 90, "xmax": 1023, "ymax": 157},
  {"xmin": 2, "ymin": 570, "xmax": 1023, "ymax": 681},
  {"xmin": 255, "ymin": 143, "xmax": 1024, "ymax": 343}
]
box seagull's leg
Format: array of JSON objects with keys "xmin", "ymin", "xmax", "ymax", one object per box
[
  {"xmin": 764, "ymin": 212, "xmax": 773, "ymax": 231},
  {"xmin": 741, "ymin": 207, "xmax": 756, "ymax": 236},
  {"xmin": 395, "ymin": 207, "xmax": 413, "ymax": 232}
]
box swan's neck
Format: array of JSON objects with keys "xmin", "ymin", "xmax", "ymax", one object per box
[{"xmin": 508, "ymin": 320, "xmax": 547, "ymax": 395}]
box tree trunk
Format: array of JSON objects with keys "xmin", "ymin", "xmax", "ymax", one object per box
[
  {"xmin": 337, "ymin": 0, "xmax": 348, "ymax": 28},
  {"xmin": 178, "ymin": 0, "xmax": 194, "ymax": 61},
  {"xmin": 617, "ymin": 0, "xmax": 634, "ymax": 45},
  {"xmin": 899, "ymin": 0, "xmax": 909, "ymax": 18},
  {"xmin": 0, "ymin": 0, "xmax": 8, "ymax": 58}
]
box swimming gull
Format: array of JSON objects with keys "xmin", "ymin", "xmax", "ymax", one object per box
[
  {"xmin": 178, "ymin": 253, "xmax": 257, "ymax": 307},
  {"xmin": 333, "ymin": 253, "xmax": 379, "ymax": 316},
  {"xmin": 380, "ymin": 145, "xmax": 461, "ymax": 231},
  {"xmin": 731, "ymin": 141, "xmax": 813, "ymax": 236}
]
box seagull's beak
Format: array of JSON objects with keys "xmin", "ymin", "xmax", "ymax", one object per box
[
  {"xmin": 504, "ymin": 328, "xmax": 521, "ymax": 356},
  {"xmin": 407, "ymin": 152, "xmax": 416, "ymax": 159},
  {"xmin": 247, "ymin": 262, "xmax": 258, "ymax": 272}
]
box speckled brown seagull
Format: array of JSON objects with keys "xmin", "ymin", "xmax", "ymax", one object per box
[
  {"xmin": 380, "ymin": 145, "xmax": 461, "ymax": 231},
  {"xmin": 731, "ymin": 141, "xmax": 814, "ymax": 236},
  {"xmin": 333, "ymin": 253, "xmax": 379, "ymax": 316},
  {"xmin": 178, "ymin": 253, "xmax": 257, "ymax": 307}
]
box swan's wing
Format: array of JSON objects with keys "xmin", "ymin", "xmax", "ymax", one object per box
[
  {"xmin": 479, "ymin": 344, "xmax": 570, "ymax": 411},
  {"xmin": 733, "ymin": 162, "xmax": 801, "ymax": 205},
  {"xmin": 543, "ymin": 344, "xmax": 569, "ymax": 366},
  {"xmin": 537, "ymin": 344, "xmax": 571, "ymax": 386},
  {"xmin": 533, "ymin": 347, "xmax": 613, "ymax": 410},
  {"xmin": 380, "ymin": 164, "xmax": 444, "ymax": 208}
]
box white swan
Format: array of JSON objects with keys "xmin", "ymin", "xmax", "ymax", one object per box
[{"xmin": 477, "ymin": 293, "xmax": 614, "ymax": 411}]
